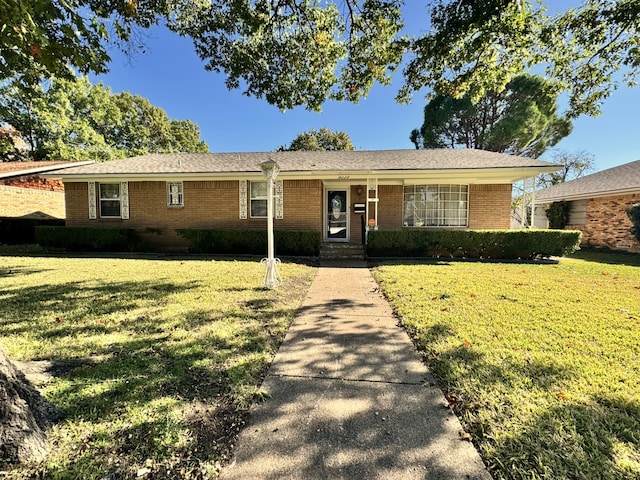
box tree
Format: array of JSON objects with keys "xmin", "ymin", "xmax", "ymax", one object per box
[
  {"xmin": 279, "ymin": 128, "xmax": 355, "ymax": 151},
  {"xmin": 0, "ymin": 345, "xmax": 58, "ymax": 464},
  {"xmin": 537, "ymin": 150, "xmax": 596, "ymax": 188},
  {"xmin": 400, "ymin": 0, "xmax": 640, "ymax": 118},
  {"xmin": 410, "ymin": 74, "xmax": 572, "ymax": 158},
  {"xmin": 2, "ymin": 2, "xmax": 638, "ymax": 115},
  {"xmin": 0, "ymin": 76, "xmax": 209, "ymax": 161}
]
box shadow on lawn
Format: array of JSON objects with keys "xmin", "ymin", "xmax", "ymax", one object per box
[
  {"xmin": 411, "ymin": 321, "xmax": 640, "ymax": 479},
  {"xmin": 2, "ymin": 277, "xmax": 297, "ymax": 479}
]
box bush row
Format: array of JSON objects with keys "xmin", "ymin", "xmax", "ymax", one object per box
[
  {"xmin": 35, "ymin": 226, "xmax": 140, "ymax": 252},
  {"xmin": 34, "ymin": 226, "xmax": 321, "ymax": 256},
  {"xmin": 0, "ymin": 217, "xmax": 64, "ymax": 244},
  {"xmin": 33, "ymin": 226, "xmax": 580, "ymax": 259},
  {"xmin": 366, "ymin": 229, "xmax": 582, "ymax": 260},
  {"xmin": 176, "ymin": 229, "xmax": 321, "ymax": 256}
]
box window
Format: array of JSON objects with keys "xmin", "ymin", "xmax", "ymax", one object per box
[
  {"xmin": 403, "ymin": 184, "xmax": 468, "ymax": 227},
  {"xmin": 167, "ymin": 182, "xmax": 184, "ymax": 207},
  {"xmin": 99, "ymin": 183, "xmax": 121, "ymax": 218},
  {"xmin": 250, "ymin": 181, "xmax": 268, "ymax": 217}
]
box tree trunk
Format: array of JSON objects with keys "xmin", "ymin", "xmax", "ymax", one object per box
[{"xmin": 0, "ymin": 345, "xmax": 58, "ymax": 465}]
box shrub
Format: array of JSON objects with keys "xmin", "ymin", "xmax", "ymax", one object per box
[
  {"xmin": 0, "ymin": 217, "xmax": 64, "ymax": 244},
  {"xmin": 35, "ymin": 226, "xmax": 140, "ymax": 252},
  {"xmin": 177, "ymin": 229, "xmax": 321, "ymax": 256},
  {"xmin": 545, "ymin": 201, "xmax": 571, "ymax": 229},
  {"xmin": 367, "ymin": 229, "xmax": 582, "ymax": 260},
  {"xmin": 627, "ymin": 203, "xmax": 640, "ymax": 243}
]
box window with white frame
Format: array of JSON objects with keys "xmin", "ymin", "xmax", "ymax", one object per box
[
  {"xmin": 250, "ymin": 181, "xmax": 268, "ymax": 217},
  {"xmin": 167, "ymin": 181, "xmax": 184, "ymax": 207},
  {"xmin": 403, "ymin": 184, "xmax": 468, "ymax": 227},
  {"xmin": 99, "ymin": 183, "xmax": 122, "ymax": 218}
]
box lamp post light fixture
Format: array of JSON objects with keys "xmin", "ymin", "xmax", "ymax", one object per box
[{"xmin": 259, "ymin": 159, "xmax": 281, "ymax": 289}]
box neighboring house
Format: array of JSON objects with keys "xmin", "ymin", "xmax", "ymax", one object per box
[
  {"xmin": 535, "ymin": 159, "xmax": 640, "ymax": 253},
  {"xmin": 46, "ymin": 149, "xmax": 559, "ymax": 251},
  {"xmin": 0, "ymin": 161, "xmax": 92, "ymax": 218}
]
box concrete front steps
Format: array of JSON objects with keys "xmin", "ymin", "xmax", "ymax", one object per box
[{"xmin": 319, "ymin": 242, "xmax": 365, "ymax": 260}]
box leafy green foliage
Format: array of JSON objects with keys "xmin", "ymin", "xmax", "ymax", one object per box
[
  {"xmin": 171, "ymin": 0, "xmax": 406, "ymax": 111},
  {"xmin": 373, "ymin": 257, "xmax": 640, "ymax": 479},
  {"xmin": 36, "ymin": 226, "xmax": 140, "ymax": 252},
  {"xmin": 0, "ymin": 252, "xmax": 314, "ymax": 478},
  {"xmin": 366, "ymin": 229, "xmax": 581, "ymax": 259},
  {"xmin": 0, "ymin": 0, "xmax": 171, "ymax": 83},
  {"xmin": 410, "ymin": 74, "xmax": 572, "ymax": 157},
  {"xmin": 278, "ymin": 127, "xmax": 355, "ymax": 151},
  {"xmin": 401, "ymin": 0, "xmax": 640, "ymax": 118},
  {"xmin": 0, "ymin": 76, "xmax": 208, "ymax": 161},
  {"xmin": 627, "ymin": 203, "xmax": 640, "ymax": 242},
  {"xmin": 177, "ymin": 229, "xmax": 321, "ymax": 256},
  {"xmin": 545, "ymin": 201, "xmax": 572, "ymax": 230},
  {"xmin": 2, "ymin": 2, "xmax": 638, "ymax": 115}
]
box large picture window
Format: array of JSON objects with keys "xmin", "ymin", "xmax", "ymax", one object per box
[
  {"xmin": 403, "ymin": 184, "xmax": 468, "ymax": 227},
  {"xmin": 250, "ymin": 181, "xmax": 268, "ymax": 218},
  {"xmin": 99, "ymin": 183, "xmax": 121, "ymax": 218}
]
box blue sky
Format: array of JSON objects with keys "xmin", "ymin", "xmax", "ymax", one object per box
[{"xmin": 91, "ymin": 4, "xmax": 640, "ymax": 172}]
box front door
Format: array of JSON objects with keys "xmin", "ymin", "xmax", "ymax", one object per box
[{"xmin": 326, "ymin": 189, "xmax": 348, "ymax": 241}]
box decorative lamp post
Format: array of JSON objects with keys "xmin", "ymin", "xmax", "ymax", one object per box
[{"xmin": 260, "ymin": 159, "xmax": 281, "ymax": 289}]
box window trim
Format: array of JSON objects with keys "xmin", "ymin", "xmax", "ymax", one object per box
[
  {"xmin": 167, "ymin": 181, "xmax": 184, "ymax": 207},
  {"xmin": 249, "ymin": 181, "xmax": 268, "ymax": 218},
  {"xmin": 403, "ymin": 184, "xmax": 469, "ymax": 227},
  {"xmin": 99, "ymin": 182, "xmax": 122, "ymax": 218}
]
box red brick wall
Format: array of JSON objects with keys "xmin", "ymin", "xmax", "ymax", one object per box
[
  {"xmin": 571, "ymin": 193, "xmax": 640, "ymax": 252},
  {"xmin": 1, "ymin": 175, "xmax": 64, "ymax": 192},
  {"xmin": 65, "ymin": 179, "xmax": 323, "ymax": 247},
  {"xmin": 0, "ymin": 185, "xmax": 65, "ymax": 218},
  {"xmin": 468, "ymin": 184, "xmax": 512, "ymax": 229},
  {"xmin": 65, "ymin": 180, "xmax": 514, "ymax": 247}
]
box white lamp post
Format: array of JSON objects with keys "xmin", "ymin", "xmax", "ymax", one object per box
[{"xmin": 260, "ymin": 159, "xmax": 281, "ymax": 289}]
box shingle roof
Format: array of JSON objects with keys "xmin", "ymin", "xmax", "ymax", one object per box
[
  {"xmin": 0, "ymin": 161, "xmax": 84, "ymax": 179},
  {"xmin": 48, "ymin": 149, "xmax": 558, "ymax": 177},
  {"xmin": 536, "ymin": 159, "xmax": 640, "ymax": 202}
]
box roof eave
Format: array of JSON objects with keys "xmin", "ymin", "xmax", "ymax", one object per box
[
  {"xmin": 535, "ymin": 186, "xmax": 640, "ymax": 203},
  {"xmin": 52, "ymin": 165, "xmax": 559, "ymax": 184}
]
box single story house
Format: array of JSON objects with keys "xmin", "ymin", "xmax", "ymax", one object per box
[
  {"xmin": 534, "ymin": 159, "xmax": 640, "ymax": 253},
  {"xmin": 46, "ymin": 149, "xmax": 559, "ymax": 252},
  {"xmin": 0, "ymin": 161, "xmax": 92, "ymax": 218}
]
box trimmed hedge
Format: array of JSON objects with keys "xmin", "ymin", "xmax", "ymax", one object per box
[
  {"xmin": 366, "ymin": 229, "xmax": 582, "ymax": 260},
  {"xmin": 177, "ymin": 229, "xmax": 321, "ymax": 256},
  {"xmin": 35, "ymin": 226, "xmax": 140, "ymax": 252},
  {"xmin": 0, "ymin": 217, "xmax": 64, "ymax": 244}
]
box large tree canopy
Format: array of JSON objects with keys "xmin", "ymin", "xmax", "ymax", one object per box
[
  {"xmin": 0, "ymin": 76, "xmax": 209, "ymax": 161},
  {"xmin": 1, "ymin": 1, "xmax": 638, "ymax": 115},
  {"xmin": 410, "ymin": 74, "xmax": 572, "ymax": 158},
  {"xmin": 278, "ymin": 128, "xmax": 355, "ymax": 151}
]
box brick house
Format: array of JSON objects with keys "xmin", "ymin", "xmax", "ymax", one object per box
[
  {"xmin": 47, "ymin": 149, "xmax": 559, "ymax": 251},
  {"xmin": 535, "ymin": 159, "xmax": 640, "ymax": 253},
  {"xmin": 0, "ymin": 161, "xmax": 91, "ymax": 218}
]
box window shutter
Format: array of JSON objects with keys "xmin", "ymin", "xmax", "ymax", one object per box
[
  {"xmin": 239, "ymin": 180, "xmax": 247, "ymax": 219},
  {"xmin": 275, "ymin": 180, "xmax": 284, "ymax": 219},
  {"xmin": 88, "ymin": 182, "xmax": 96, "ymax": 219},
  {"xmin": 120, "ymin": 181, "xmax": 129, "ymax": 219}
]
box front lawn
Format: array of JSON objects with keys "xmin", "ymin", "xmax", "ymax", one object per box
[
  {"xmin": 372, "ymin": 256, "xmax": 640, "ymax": 480},
  {"xmin": 0, "ymin": 253, "xmax": 315, "ymax": 479}
]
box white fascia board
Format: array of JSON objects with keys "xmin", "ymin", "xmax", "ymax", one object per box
[
  {"xmin": 58, "ymin": 166, "xmax": 557, "ymax": 185},
  {"xmin": 535, "ymin": 187, "xmax": 640, "ymax": 204}
]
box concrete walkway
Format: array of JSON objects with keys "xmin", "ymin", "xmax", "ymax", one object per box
[{"xmin": 222, "ymin": 261, "xmax": 492, "ymax": 480}]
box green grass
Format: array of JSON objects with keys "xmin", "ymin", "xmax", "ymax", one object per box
[
  {"xmin": 0, "ymin": 252, "xmax": 315, "ymax": 479},
  {"xmin": 372, "ymin": 256, "xmax": 640, "ymax": 480}
]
